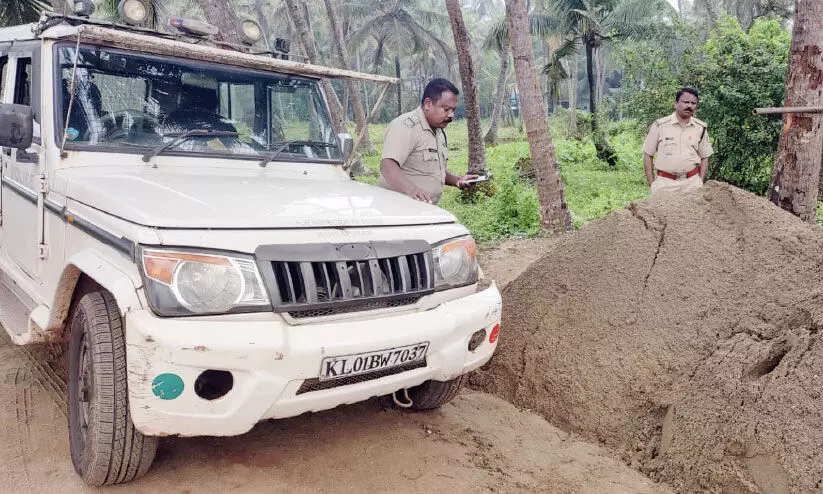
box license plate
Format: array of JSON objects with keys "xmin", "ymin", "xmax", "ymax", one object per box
[{"xmin": 319, "ymin": 342, "xmax": 429, "ymax": 381}]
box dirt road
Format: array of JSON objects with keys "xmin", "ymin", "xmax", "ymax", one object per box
[{"xmin": 0, "ymin": 238, "xmax": 668, "ymax": 493}]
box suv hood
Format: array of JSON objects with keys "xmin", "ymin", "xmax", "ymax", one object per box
[{"xmin": 62, "ymin": 166, "xmax": 456, "ymax": 229}]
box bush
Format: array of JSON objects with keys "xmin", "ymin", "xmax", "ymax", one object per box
[{"xmin": 619, "ymin": 17, "xmax": 790, "ymax": 195}]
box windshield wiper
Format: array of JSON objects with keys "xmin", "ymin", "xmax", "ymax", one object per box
[
  {"xmin": 142, "ymin": 129, "xmax": 239, "ymax": 162},
  {"xmin": 258, "ymin": 140, "xmax": 336, "ymax": 167}
]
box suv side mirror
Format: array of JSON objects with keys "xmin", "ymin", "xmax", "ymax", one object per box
[
  {"xmin": 0, "ymin": 104, "xmax": 33, "ymax": 150},
  {"xmin": 336, "ymin": 132, "xmax": 353, "ymax": 161}
]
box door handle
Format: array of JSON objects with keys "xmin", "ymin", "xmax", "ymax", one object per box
[{"xmin": 16, "ymin": 150, "xmax": 39, "ymax": 164}]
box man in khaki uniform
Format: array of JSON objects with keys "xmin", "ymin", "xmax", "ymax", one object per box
[
  {"xmin": 643, "ymin": 87, "xmax": 714, "ymax": 195},
  {"xmin": 379, "ymin": 78, "xmax": 476, "ymax": 203}
]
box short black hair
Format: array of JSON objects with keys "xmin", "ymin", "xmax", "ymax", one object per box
[
  {"xmin": 676, "ymin": 87, "xmax": 699, "ymax": 102},
  {"xmin": 421, "ymin": 78, "xmax": 459, "ymax": 105}
]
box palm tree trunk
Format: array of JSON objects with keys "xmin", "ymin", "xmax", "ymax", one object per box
[
  {"xmin": 567, "ymin": 52, "xmax": 578, "ymax": 137},
  {"xmin": 505, "ymin": 0, "xmax": 572, "ymax": 232},
  {"xmin": 395, "ymin": 55, "xmax": 402, "ymax": 115},
  {"xmin": 283, "ymin": 0, "xmax": 347, "ymax": 135},
  {"xmin": 254, "ymin": 0, "xmax": 272, "ymax": 52},
  {"xmin": 322, "ymin": 0, "xmax": 373, "ymax": 152},
  {"xmin": 769, "ymin": 0, "xmax": 823, "ymax": 222},
  {"xmin": 596, "ymin": 48, "xmax": 605, "ymax": 106},
  {"xmin": 445, "ymin": 0, "xmax": 487, "ymax": 175},
  {"xmin": 196, "ymin": 0, "xmax": 242, "ymax": 45},
  {"xmin": 585, "ymin": 41, "xmax": 597, "ymax": 118},
  {"xmin": 485, "ymin": 37, "xmax": 511, "ymax": 146},
  {"xmin": 586, "ymin": 41, "xmax": 617, "ymax": 167}
]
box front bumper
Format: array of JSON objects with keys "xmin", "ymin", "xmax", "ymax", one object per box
[{"xmin": 125, "ymin": 283, "xmax": 502, "ymax": 437}]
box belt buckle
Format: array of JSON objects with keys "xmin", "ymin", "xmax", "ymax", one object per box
[{"xmin": 676, "ymin": 171, "xmax": 687, "ymax": 180}]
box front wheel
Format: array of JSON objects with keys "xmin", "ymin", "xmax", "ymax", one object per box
[
  {"xmin": 68, "ymin": 289, "xmax": 158, "ymax": 486},
  {"xmin": 406, "ymin": 375, "xmax": 465, "ymax": 410}
]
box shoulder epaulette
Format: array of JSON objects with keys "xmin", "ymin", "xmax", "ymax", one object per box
[
  {"xmin": 692, "ymin": 117, "xmax": 707, "ymax": 128},
  {"xmin": 402, "ymin": 112, "xmax": 419, "ymax": 128},
  {"xmin": 655, "ymin": 115, "xmax": 673, "ymax": 126}
]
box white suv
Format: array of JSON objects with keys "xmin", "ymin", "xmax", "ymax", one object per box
[{"xmin": 0, "ymin": 13, "xmax": 501, "ymax": 486}]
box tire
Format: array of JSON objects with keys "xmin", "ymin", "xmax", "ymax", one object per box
[
  {"xmin": 68, "ymin": 290, "xmax": 158, "ymax": 486},
  {"xmin": 406, "ymin": 375, "xmax": 465, "ymax": 410}
]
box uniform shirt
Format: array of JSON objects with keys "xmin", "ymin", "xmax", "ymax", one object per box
[
  {"xmin": 643, "ymin": 113, "xmax": 713, "ymax": 174},
  {"xmin": 378, "ymin": 106, "xmax": 449, "ymax": 202}
]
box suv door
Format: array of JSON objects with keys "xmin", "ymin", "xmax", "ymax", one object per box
[{"xmin": 0, "ymin": 44, "xmax": 43, "ymax": 280}]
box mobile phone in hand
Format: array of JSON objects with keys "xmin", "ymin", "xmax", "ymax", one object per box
[{"xmin": 463, "ymin": 174, "xmax": 493, "ymax": 184}]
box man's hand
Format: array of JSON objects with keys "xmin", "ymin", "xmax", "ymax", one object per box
[
  {"xmin": 456, "ymin": 174, "xmax": 478, "ymax": 189},
  {"xmin": 643, "ymin": 153, "xmax": 655, "ymax": 186},
  {"xmin": 405, "ymin": 186, "xmax": 433, "ymax": 203}
]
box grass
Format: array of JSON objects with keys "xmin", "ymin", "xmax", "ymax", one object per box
[{"xmin": 354, "ymin": 117, "xmax": 649, "ymax": 245}]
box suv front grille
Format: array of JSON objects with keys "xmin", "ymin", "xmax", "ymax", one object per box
[{"xmin": 256, "ymin": 241, "xmax": 434, "ymax": 315}]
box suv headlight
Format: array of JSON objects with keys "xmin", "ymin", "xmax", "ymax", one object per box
[
  {"xmin": 140, "ymin": 248, "xmax": 270, "ymax": 316},
  {"xmin": 432, "ymin": 237, "xmax": 478, "ymax": 289}
]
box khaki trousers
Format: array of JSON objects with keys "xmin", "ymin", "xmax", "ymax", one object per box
[{"xmin": 650, "ymin": 174, "xmax": 703, "ymax": 196}]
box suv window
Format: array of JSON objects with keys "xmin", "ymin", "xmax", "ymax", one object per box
[
  {"xmin": 0, "ymin": 57, "xmax": 7, "ymax": 99},
  {"xmin": 13, "ymin": 57, "xmax": 31, "ymax": 106},
  {"xmin": 56, "ymin": 44, "xmax": 341, "ymax": 161}
]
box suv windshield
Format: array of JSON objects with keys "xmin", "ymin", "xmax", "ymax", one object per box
[{"xmin": 55, "ymin": 44, "xmax": 341, "ymax": 161}]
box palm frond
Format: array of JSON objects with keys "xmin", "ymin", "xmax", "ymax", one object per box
[
  {"xmin": 0, "ymin": 0, "xmax": 49, "ymax": 27},
  {"xmin": 529, "ymin": 14, "xmax": 562, "ymax": 37},
  {"xmin": 482, "ymin": 15, "xmax": 507, "ymax": 51}
]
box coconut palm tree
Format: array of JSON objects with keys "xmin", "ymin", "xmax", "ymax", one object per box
[
  {"xmin": 547, "ymin": 0, "xmax": 676, "ymax": 165},
  {"xmin": 504, "ymin": 0, "xmax": 572, "ymax": 232},
  {"xmin": 482, "ymin": 27, "xmax": 510, "ymax": 146},
  {"xmin": 543, "ymin": 38, "xmax": 576, "ymax": 112},
  {"xmin": 445, "ymin": 0, "xmax": 487, "ymax": 175},
  {"xmin": 347, "ymin": 0, "xmax": 454, "ymax": 115},
  {"xmin": 322, "ymin": 0, "xmax": 374, "ymax": 152},
  {"xmin": 483, "ymin": 13, "xmax": 561, "ymax": 144},
  {"xmin": 283, "ymin": 0, "xmax": 347, "ymax": 135},
  {"xmin": 768, "ymin": 0, "xmax": 823, "ymax": 222}
]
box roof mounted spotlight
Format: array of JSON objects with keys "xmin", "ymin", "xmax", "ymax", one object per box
[
  {"xmin": 237, "ymin": 17, "xmax": 263, "ymax": 45},
  {"xmin": 169, "ymin": 18, "xmax": 219, "ymax": 37},
  {"xmin": 274, "ymin": 38, "xmax": 291, "ymax": 59},
  {"xmin": 117, "ymin": 0, "xmax": 151, "ymax": 26},
  {"xmin": 72, "ymin": 0, "xmax": 95, "ymax": 18}
]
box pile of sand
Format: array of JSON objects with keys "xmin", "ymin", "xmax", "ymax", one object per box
[{"xmin": 473, "ymin": 182, "xmax": 822, "ymax": 493}]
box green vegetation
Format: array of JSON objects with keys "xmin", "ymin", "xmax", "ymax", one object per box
[
  {"xmin": 620, "ymin": 17, "xmax": 791, "ymax": 195},
  {"xmin": 358, "ymin": 118, "xmax": 648, "ymax": 244}
]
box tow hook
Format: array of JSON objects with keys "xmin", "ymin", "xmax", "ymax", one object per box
[{"xmin": 392, "ymin": 388, "xmax": 413, "ymax": 408}]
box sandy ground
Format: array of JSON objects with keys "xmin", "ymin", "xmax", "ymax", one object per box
[
  {"xmin": 0, "ymin": 236, "xmax": 667, "ymax": 493},
  {"xmin": 476, "ymin": 182, "xmax": 823, "ymax": 493}
]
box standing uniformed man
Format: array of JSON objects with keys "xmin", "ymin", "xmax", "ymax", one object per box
[
  {"xmin": 643, "ymin": 87, "xmax": 714, "ymax": 195},
  {"xmin": 378, "ymin": 78, "xmax": 476, "ymax": 204}
]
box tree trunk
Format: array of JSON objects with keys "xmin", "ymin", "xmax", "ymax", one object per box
[
  {"xmin": 596, "ymin": 48, "xmax": 605, "ymax": 107},
  {"xmin": 322, "ymin": 0, "xmax": 374, "ymax": 152},
  {"xmin": 445, "ymin": 0, "xmax": 487, "ymax": 175},
  {"xmin": 677, "ymin": 0, "xmax": 684, "ymax": 20},
  {"xmin": 505, "ymin": 0, "xmax": 572, "ymax": 232},
  {"xmin": 197, "ymin": 0, "xmax": 242, "ymax": 45},
  {"xmin": 485, "ymin": 36, "xmax": 511, "ymax": 146},
  {"xmin": 254, "ymin": 0, "xmax": 272, "ymax": 52},
  {"xmin": 567, "ymin": 52, "xmax": 578, "ymax": 137},
  {"xmin": 769, "ymin": 0, "xmax": 823, "ymax": 223},
  {"xmin": 395, "ymin": 55, "xmax": 402, "ymax": 115},
  {"xmin": 283, "ymin": 0, "xmax": 347, "ymax": 135},
  {"xmin": 585, "ymin": 41, "xmax": 597, "ymax": 118},
  {"xmin": 586, "ymin": 41, "xmax": 617, "ymax": 167}
]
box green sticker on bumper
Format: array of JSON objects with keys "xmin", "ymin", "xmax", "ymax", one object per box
[{"xmin": 152, "ymin": 373, "xmax": 184, "ymax": 400}]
